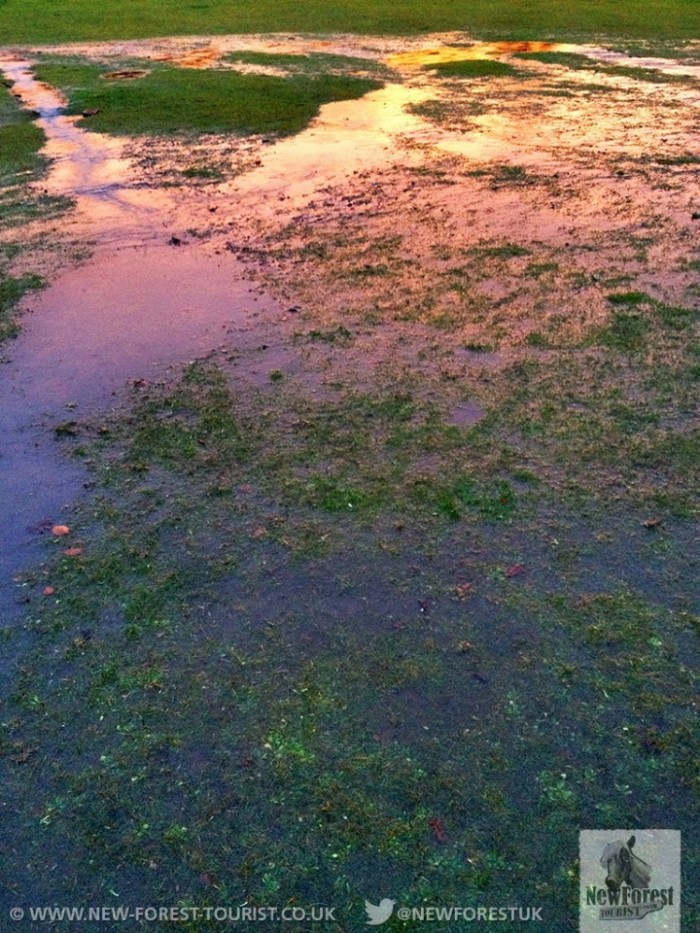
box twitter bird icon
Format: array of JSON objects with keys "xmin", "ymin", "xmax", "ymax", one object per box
[{"xmin": 365, "ymin": 899, "xmax": 396, "ymax": 925}]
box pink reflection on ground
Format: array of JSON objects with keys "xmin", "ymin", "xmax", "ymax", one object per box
[{"xmin": 228, "ymin": 83, "xmax": 433, "ymax": 220}]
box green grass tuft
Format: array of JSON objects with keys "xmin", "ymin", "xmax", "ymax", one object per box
[
  {"xmin": 431, "ymin": 475, "xmax": 516, "ymax": 521},
  {"xmin": 594, "ymin": 311, "xmax": 651, "ymax": 351},
  {"xmin": 606, "ymin": 291, "xmax": 650, "ymax": 306},
  {"xmin": 425, "ymin": 59, "xmax": 523, "ymax": 79},
  {"xmin": 0, "ymin": 273, "xmax": 45, "ymax": 341},
  {"xmin": 225, "ymin": 50, "xmax": 388, "ymax": 78},
  {"xmin": 0, "ymin": 84, "xmax": 47, "ymax": 181},
  {"xmin": 0, "ymin": 121, "xmax": 46, "ymax": 181}
]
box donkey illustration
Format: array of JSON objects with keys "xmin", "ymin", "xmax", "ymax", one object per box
[{"xmin": 600, "ymin": 836, "xmax": 652, "ymax": 891}]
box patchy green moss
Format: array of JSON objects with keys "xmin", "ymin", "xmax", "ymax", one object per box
[
  {"xmin": 0, "ymin": 272, "xmax": 44, "ymax": 340},
  {"xmin": 424, "ymin": 59, "xmax": 526, "ymax": 79}
]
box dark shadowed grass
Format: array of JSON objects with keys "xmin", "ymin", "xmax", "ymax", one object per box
[
  {"xmin": 3, "ymin": 352, "xmax": 699, "ymax": 927},
  {"xmin": 0, "ymin": 83, "xmax": 46, "ymax": 186},
  {"xmin": 0, "ymin": 272, "xmax": 45, "ymax": 341},
  {"xmin": 33, "ymin": 60, "xmax": 382, "ymax": 136},
  {"xmin": 2, "ymin": 0, "xmax": 700, "ymax": 43}
]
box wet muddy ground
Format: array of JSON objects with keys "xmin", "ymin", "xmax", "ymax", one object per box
[{"xmin": 1, "ymin": 32, "xmax": 699, "ymax": 929}]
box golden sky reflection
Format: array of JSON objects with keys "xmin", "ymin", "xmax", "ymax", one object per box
[
  {"xmin": 229, "ymin": 82, "xmax": 433, "ymax": 219},
  {"xmin": 387, "ymin": 40, "xmax": 557, "ymax": 69}
]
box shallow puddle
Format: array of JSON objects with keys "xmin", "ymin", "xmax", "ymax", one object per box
[
  {"xmin": 450, "ymin": 399, "xmax": 485, "ymax": 426},
  {"xmin": 0, "ymin": 245, "xmax": 281, "ymax": 622},
  {"xmin": 0, "ymin": 52, "xmax": 434, "ymax": 623},
  {"xmin": 13, "ymin": 248, "xmax": 280, "ymax": 408},
  {"xmin": 154, "ymin": 44, "xmax": 224, "ymax": 69},
  {"xmin": 229, "ymin": 83, "xmax": 433, "ymax": 218}
]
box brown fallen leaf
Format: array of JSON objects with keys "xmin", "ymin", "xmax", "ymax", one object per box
[
  {"xmin": 642, "ymin": 517, "xmax": 663, "ymax": 529},
  {"xmin": 63, "ymin": 547, "xmax": 83, "ymax": 557},
  {"xmin": 51, "ymin": 524, "xmax": 70, "ymax": 536},
  {"xmin": 505, "ymin": 563, "xmax": 526, "ymax": 578},
  {"xmin": 43, "ymin": 586, "xmax": 55, "ymax": 596},
  {"xmin": 252, "ymin": 526, "xmax": 267, "ymax": 539},
  {"xmin": 454, "ymin": 583, "xmax": 475, "ymax": 600},
  {"xmin": 428, "ymin": 816, "xmax": 447, "ymax": 844}
]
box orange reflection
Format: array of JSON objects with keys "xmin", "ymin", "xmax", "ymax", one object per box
[
  {"xmin": 387, "ymin": 41, "xmax": 557, "ymax": 69},
  {"xmin": 230, "ymin": 83, "xmax": 432, "ymax": 220},
  {"xmin": 153, "ymin": 46, "xmax": 222, "ymax": 69}
]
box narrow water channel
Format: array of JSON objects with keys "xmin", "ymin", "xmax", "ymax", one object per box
[
  {"xmin": 0, "ymin": 60, "xmax": 281, "ymax": 630},
  {"xmin": 1, "ymin": 58, "xmax": 172, "ymax": 240}
]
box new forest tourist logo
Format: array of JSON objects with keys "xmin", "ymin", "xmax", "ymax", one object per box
[{"xmin": 579, "ymin": 831, "xmax": 680, "ymax": 931}]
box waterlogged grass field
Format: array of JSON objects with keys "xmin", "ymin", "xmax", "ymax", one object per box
[{"xmin": 1, "ymin": 2, "xmax": 700, "ymax": 931}]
